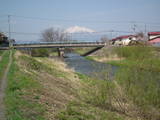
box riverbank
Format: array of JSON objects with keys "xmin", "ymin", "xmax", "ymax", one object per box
[
  {"xmin": 0, "ymin": 50, "xmax": 11, "ymax": 119},
  {"xmin": 0, "ymin": 51, "xmax": 10, "ymax": 81},
  {"xmin": 2, "ymin": 48, "xmax": 159, "ymax": 120},
  {"xmin": 4, "ymin": 50, "xmax": 145, "ymax": 120},
  {"xmin": 0, "ymin": 49, "xmax": 125, "ymax": 120},
  {"xmin": 85, "ymin": 46, "xmax": 160, "ymax": 120},
  {"xmin": 84, "ymin": 46, "xmax": 124, "ymax": 62}
]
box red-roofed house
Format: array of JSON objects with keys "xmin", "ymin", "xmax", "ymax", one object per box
[
  {"xmin": 111, "ymin": 35, "xmax": 137, "ymax": 46},
  {"xmin": 148, "ymin": 32, "xmax": 160, "ymax": 44}
]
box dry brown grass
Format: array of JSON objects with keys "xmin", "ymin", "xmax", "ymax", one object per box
[
  {"xmin": 15, "ymin": 51, "xmax": 82, "ymax": 120},
  {"xmin": 13, "ymin": 51, "xmax": 149, "ymax": 120},
  {"xmin": 90, "ymin": 46, "xmax": 124, "ymax": 62}
]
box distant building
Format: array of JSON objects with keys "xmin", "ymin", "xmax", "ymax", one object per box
[
  {"xmin": 148, "ymin": 32, "xmax": 160, "ymax": 44},
  {"xmin": 111, "ymin": 35, "xmax": 137, "ymax": 46},
  {"xmin": 0, "ymin": 33, "xmax": 9, "ymax": 47},
  {"xmin": 0, "ymin": 33, "xmax": 8, "ymax": 41}
]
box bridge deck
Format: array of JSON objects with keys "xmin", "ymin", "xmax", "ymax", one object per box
[{"xmin": 13, "ymin": 42, "xmax": 106, "ymax": 48}]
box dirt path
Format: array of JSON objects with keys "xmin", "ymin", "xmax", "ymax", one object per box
[{"xmin": 0, "ymin": 50, "xmax": 12, "ymax": 120}]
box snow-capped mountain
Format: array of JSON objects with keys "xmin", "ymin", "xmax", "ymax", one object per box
[{"xmin": 65, "ymin": 26, "xmax": 95, "ymax": 33}]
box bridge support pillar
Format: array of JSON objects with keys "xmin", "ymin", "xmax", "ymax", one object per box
[
  {"xmin": 57, "ymin": 48, "xmax": 65, "ymax": 57},
  {"xmin": 81, "ymin": 47, "xmax": 103, "ymax": 56}
]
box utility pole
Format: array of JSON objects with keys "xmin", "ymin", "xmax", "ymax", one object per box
[
  {"xmin": 8, "ymin": 15, "xmax": 11, "ymax": 47},
  {"xmin": 110, "ymin": 30, "xmax": 114, "ymax": 39},
  {"xmin": 144, "ymin": 24, "xmax": 147, "ymax": 34},
  {"xmin": 132, "ymin": 24, "xmax": 136, "ymax": 33}
]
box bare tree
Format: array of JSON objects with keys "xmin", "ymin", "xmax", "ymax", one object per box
[
  {"xmin": 41, "ymin": 28, "xmax": 69, "ymax": 42},
  {"xmin": 100, "ymin": 36, "xmax": 108, "ymax": 42},
  {"xmin": 100, "ymin": 36, "xmax": 109, "ymax": 43},
  {"xmin": 136, "ymin": 32, "xmax": 148, "ymax": 41}
]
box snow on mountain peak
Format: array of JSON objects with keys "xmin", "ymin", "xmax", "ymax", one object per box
[{"xmin": 65, "ymin": 26, "xmax": 95, "ymax": 33}]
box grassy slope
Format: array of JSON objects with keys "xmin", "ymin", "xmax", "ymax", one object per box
[
  {"xmin": 6, "ymin": 48, "xmax": 160, "ymax": 120},
  {"xmin": 87, "ymin": 46, "xmax": 160, "ymax": 120},
  {"xmin": 86, "ymin": 46, "xmax": 122, "ymax": 62},
  {"xmin": 0, "ymin": 50, "xmax": 4, "ymax": 56},
  {"xmin": 5, "ymin": 53, "xmax": 45, "ymax": 120},
  {"xmin": 73, "ymin": 47, "xmax": 95, "ymax": 55},
  {"xmin": 5, "ymin": 51, "xmax": 76, "ymax": 120},
  {"xmin": 56, "ymin": 73, "xmax": 126, "ymax": 120},
  {"xmin": 5, "ymin": 51, "xmax": 132, "ymax": 120},
  {"xmin": 0, "ymin": 51, "xmax": 10, "ymax": 79},
  {"xmin": 114, "ymin": 47, "xmax": 160, "ymax": 120}
]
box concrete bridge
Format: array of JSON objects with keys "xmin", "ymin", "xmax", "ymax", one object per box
[
  {"xmin": 13, "ymin": 42, "xmax": 105, "ymax": 48},
  {"xmin": 1, "ymin": 42, "xmax": 106, "ymax": 57}
]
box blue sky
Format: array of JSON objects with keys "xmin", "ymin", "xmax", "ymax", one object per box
[{"xmin": 0, "ymin": 0, "xmax": 160, "ymax": 41}]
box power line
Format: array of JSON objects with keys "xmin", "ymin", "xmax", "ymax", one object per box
[
  {"xmin": 3, "ymin": 14, "xmax": 159, "ymax": 25},
  {"xmin": 3, "ymin": 31, "xmax": 40, "ymax": 35},
  {"xmin": 2, "ymin": 30, "xmax": 134, "ymax": 36}
]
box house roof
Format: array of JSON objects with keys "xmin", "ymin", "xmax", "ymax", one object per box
[
  {"xmin": 112, "ymin": 35, "xmax": 136, "ymax": 41},
  {"xmin": 148, "ymin": 38, "xmax": 160, "ymax": 44},
  {"xmin": 148, "ymin": 32, "xmax": 160, "ymax": 36}
]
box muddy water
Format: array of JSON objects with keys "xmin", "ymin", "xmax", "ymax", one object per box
[{"xmin": 64, "ymin": 53, "xmax": 117, "ymax": 80}]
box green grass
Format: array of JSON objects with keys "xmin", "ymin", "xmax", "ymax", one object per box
[
  {"xmin": 76, "ymin": 73, "xmax": 115, "ymax": 107},
  {"xmin": 113, "ymin": 46, "xmax": 153, "ymax": 59},
  {"xmin": 107, "ymin": 46, "xmax": 160, "ymax": 119},
  {"xmin": 115, "ymin": 67, "xmax": 160, "ymax": 119},
  {"xmin": 19, "ymin": 55, "xmax": 68, "ymax": 78},
  {"xmin": 0, "ymin": 51, "xmax": 10, "ymax": 79},
  {"xmin": 107, "ymin": 47, "xmax": 160, "ymax": 71},
  {"xmin": 5, "ymin": 47, "xmax": 160, "ymax": 120},
  {"xmin": 73, "ymin": 48, "xmax": 94, "ymax": 55},
  {"xmin": 31, "ymin": 48, "xmax": 50, "ymax": 57},
  {"xmin": 57, "ymin": 101, "xmax": 124, "ymax": 120},
  {"xmin": 5, "ymin": 51, "xmax": 45, "ymax": 120},
  {"xmin": 85, "ymin": 46, "xmax": 160, "ymax": 119},
  {"xmin": 56, "ymin": 73, "xmax": 125, "ymax": 120},
  {"xmin": 85, "ymin": 56, "xmax": 95, "ymax": 61},
  {"xmin": 107, "ymin": 58, "xmax": 160, "ymax": 71},
  {"xmin": 0, "ymin": 50, "xmax": 4, "ymax": 56}
]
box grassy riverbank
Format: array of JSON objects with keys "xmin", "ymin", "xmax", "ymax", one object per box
[
  {"xmin": 5, "ymin": 50, "xmax": 80, "ymax": 119},
  {"xmin": 73, "ymin": 47, "xmax": 96, "ymax": 55},
  {"xmin": 0, "ymin": 50, "xmax": 4, "ymax": 56},
  {"xmin": 4, "ymin": 47, "xmax": 160, "ymax": 120},
  {"xmin": 5, "ymin": 50, "xmax": 138, "ymax": 120},
  {"xmin": 0, "ymin": 51, "xmax": 10, "ymax": 80},
  {"xmin": 85, "ymin": 46, "xmax": 123, "ymax": 62},
  {"xmin": 87, "ymin": 46, "xmax": 160, "ymax": 120}
]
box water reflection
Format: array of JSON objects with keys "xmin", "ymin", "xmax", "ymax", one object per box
[{"xmin": 64, "ymin": 53, "xmax": 117, "ymax": 80}]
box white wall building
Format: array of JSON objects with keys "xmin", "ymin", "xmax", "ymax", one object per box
[{"xmin": 112, "ymin": 35, "xmax": 137, "ymax": 46}]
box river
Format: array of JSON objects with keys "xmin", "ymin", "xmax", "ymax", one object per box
[{"xmin": 64, "ymin": 53, "xmax": 117, "ymax": 80}]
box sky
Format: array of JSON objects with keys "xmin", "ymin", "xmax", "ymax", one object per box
[{"xmin": 0, "ymin": 0, "xmax": 160, "ymax": 42}]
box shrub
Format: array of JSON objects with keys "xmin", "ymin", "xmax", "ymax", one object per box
[
  {"xmin": 31, "ymin": 48, "xmax": 50, "ymax": 57},
  {"xmin": 113, "ymin": 46, "xmax": 153, "ymax": 60}
]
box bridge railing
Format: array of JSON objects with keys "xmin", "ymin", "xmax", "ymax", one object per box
[{"xmin": 13, "ymin": 41, "xmax": 106, "ymax": 46}]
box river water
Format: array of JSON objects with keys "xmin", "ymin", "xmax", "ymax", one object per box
[{"xmin": 64, "ymin": 53, "xmax": 117, "ymax": 80}]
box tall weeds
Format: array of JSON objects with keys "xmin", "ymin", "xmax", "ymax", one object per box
[{"xmin": 114, "ymin": 46, "xmax": 160, "ymax": 120}]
